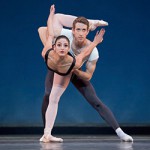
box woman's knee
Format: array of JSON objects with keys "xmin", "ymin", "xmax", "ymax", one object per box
[{"xmin": 38, "ymin": 26, "xmax": 47, "ymax": 34}]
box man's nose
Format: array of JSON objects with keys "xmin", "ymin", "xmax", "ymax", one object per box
[{"xmin": 79, "ymin": 30, "xmax": 83, "ymax": 35}]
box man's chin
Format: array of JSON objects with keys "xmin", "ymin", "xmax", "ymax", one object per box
[{"xmin": 77, "ymin": 39, "xmax": 84, "ymax": 43}]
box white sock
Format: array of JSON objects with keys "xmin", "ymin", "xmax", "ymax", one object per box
[{"xmin": 115, "ymin": 128, "xmax": 133, "ymax": 142}]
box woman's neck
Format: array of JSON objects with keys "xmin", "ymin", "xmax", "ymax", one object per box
[{"xmin": 55, "ymin": 53, "xmax": 68, "ymax": 64}]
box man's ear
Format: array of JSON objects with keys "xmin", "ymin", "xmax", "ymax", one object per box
[{"xmin": 86, "ymin": 30, "xmax": 89, "ymax": 36}]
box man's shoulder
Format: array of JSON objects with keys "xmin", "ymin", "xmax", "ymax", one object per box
[{"xmin": 88, "ymin": 46, "xmax": 99, "ymax": 62}]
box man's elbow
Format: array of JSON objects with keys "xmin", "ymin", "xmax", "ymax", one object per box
[
  {"xmin": 86, "ymin": 73, "xmax": 93, "ymax": 81},
  {"xmin": 83, "ymin": 74, "xmax": 92, "ymax": 81},
  {"xmin": 86, "ymin": 76, "xmax": 92, "ymax": 81}
]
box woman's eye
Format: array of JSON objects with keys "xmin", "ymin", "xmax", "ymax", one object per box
[
  {"xmin": 64, "ymin": 44, "xmax": 68, "ymax": 47},
  {"xmin": 57, "ymin": 44, "xmax": 61, "ymax": 47}
]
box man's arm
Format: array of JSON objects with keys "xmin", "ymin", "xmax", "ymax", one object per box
[
  {"xmin": 73, "ymin": 60, "xmax": 98, "ymax": 81},
  {"xmin": 74, "ymin": 28, "xmax": 105, "ymax": 69}
]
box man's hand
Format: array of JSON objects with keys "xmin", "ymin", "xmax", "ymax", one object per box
[{"xmin": 93, "ymin": 28, "xmax": 105, "ymax": 45}]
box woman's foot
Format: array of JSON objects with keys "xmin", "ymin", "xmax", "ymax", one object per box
[
  {"xmin": 39, "ymin": 134, "xmax": 63, "ymax": 143},
  {"xmin": 90, "ymin": 20, "xmax": 108, "ymax": 31}
]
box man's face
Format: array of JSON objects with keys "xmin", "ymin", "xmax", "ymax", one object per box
[{"xmin": 72, "ymin": 23, "xmax": 89, "ymax": 43}]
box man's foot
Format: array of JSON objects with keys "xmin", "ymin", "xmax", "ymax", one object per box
[
  {"xmin": 116, "ymin": 128, "xmax": 133, "ymax": 142},
  {"xmin": 120, "ymin": 134, "xmax": 133, "ymax": 142},
  {"xmin": 90, "ymin": 20, "xmax": 108, "ymax": 31},
  {"xmin": 39, "ymin": 134, "xmax": 63, "ymax": 143}
]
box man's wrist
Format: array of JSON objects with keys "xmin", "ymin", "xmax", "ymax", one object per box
[{"xmin": 92, "ymin": 42, "xmax": 97, "ymax": 47}]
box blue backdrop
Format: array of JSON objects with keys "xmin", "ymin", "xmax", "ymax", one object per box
[{"xmin": 0, "ymin": 0, "xmax": 150, "ymax": 127}]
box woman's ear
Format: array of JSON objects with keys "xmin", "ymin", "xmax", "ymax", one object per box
[
  {"xmin": 52, "ymin": 44, "xmax": 55, "ymax": 49},
  {"xmin": 53, "ymin": 44, "xmax": 56, "ymax": 51}
]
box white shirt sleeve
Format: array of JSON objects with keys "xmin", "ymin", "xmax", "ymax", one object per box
[{"xmin": 88, "ymin": 47, "xmax": 99, "ymax": 61}]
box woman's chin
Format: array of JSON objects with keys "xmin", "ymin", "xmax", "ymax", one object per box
[{"xmin": 58, "ymin": 53, "xmax": 66, "ymax": 57}]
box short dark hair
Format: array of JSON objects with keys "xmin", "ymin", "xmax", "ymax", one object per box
[{"xmin": 72, "ymin": 17, "xmax": 89, "ymax": 30}]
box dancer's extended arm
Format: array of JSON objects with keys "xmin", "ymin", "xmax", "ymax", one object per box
[
  {"xmin": 75, "ymin": 28, "xmax": 105, "ymax": 69},
  {"xmin": 41, "ymin": 5, "xmax": 55, "ymax": 58}
]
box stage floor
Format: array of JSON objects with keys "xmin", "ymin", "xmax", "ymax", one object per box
[{"xmin": 0, "ymin": 135, "xmax": 149, "ymax": 150}]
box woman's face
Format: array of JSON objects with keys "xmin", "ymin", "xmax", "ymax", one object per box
[{"xmin": 54, "ymin": 38, "xmax": 70, "ymax": 57}]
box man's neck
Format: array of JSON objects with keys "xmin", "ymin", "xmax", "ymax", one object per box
[
  {"xmin": 73, "ymin": 39, "xmax": 87, "ymax": 48},
  {"xmin": 71, "ymin": 38, "xmax": 90, "ymax": 55}
]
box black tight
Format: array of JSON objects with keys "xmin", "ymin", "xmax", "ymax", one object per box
[
  {"xmin": 71, "ymin": 74, "xmax": 119, "ymax": 130},
  {"xmin": 42, "ymin": 70, "xmax": 119, "ymax": 130}
]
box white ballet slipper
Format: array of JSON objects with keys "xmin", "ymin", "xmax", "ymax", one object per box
[
  {"xmin": 99, "ymin": 20, "xmax": 108, "ymax": 26},
  {"xmin": 39, "ymin": 135, "xmax": 45, "ymax": 142},
  {"xmin": 39, "ymin": 134, "xmax": 63, "ymax": 143},
  {"xmin": 90, "ymin": 20, "xmax": 108, "ymax": 31},
  {"xmin": 49, "ymin": 135, "xmax": 63, "ymax": 142}
]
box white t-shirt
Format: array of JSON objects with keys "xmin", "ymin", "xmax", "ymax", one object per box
[{"xmin": 61, "ymin": 28, "xmax": 99, "ymax": 62}]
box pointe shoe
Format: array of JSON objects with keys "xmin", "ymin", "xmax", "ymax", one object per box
[
  {"xmin": 49, "ymin": 135, "xmax": 63, "ymax": 142},
  {"xmin": 120, "ymin": 134, "xmax": 133, "ymax": 142},
  {"xmin": 39, "ymin": 134, "xmax": 63, "ymax": 143},
  {"xmin": 90, "ymin": 20, "xmax": 108, "ymax": 31},
  {"xmin": 39, "ymin": 135, "xmax": 44, "ymax": 142}
]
